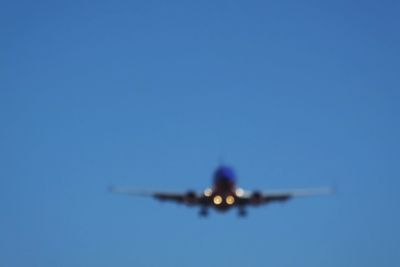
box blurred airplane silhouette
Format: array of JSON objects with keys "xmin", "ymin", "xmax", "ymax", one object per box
[{"xmin": 110, "ymin": 165, "xmax": 332, "ymax": 217}]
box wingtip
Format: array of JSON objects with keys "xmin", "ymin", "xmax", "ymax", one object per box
[
  {"xmin": 107, "ymin": 185, "xmax": 116, "ymax": 193},
  {"xmin": 317, "ymin": 187, "xmax": 335, "ymax": 195},
  {"xmin": 329, "ymin": 185, "xmax": 337, "ymax": 195}
]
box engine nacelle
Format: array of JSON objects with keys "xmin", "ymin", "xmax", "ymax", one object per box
[
  {"xmin": 251, "ymin": 191, "xmax": 263, "ymax": 205},
  {"xmin": 184, "ymin": 191, "xmax": 197, "ymax": 204}
]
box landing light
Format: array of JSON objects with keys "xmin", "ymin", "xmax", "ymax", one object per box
[
  {"xmin": 213, "ymin": 195, "xmax": 223, "ymax": 205},
  {"xmin": 235, "ymin": 188, "xmax": 244, "ymax": 197},
  {"xmin": 226, "ymin": 195, "xmax": 235, "ymax": 205},
  {"xmin": 204, "ymin": 188, "xmax": 212, "ymax": 197}
]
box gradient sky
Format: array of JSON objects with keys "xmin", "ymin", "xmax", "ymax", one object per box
[{"xmin": 1, "ymin": 0, "xmax": 400, "ymax": 266}]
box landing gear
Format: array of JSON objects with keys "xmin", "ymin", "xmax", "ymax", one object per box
[
  {"xmin": 238, "ymin": 207, "xmax": 247, "ymax": 217},
  {"xmin": 199, "ymin": 207, "xmax": 209, "ymax": 217}
]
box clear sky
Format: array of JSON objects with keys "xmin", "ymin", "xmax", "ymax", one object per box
[{"xmin": 1, "ymin": 0, "xmax": 400, "ymax": 266}]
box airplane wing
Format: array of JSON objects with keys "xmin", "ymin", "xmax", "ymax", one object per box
[
  {"xmin": 109, "ymin": 186, "xmax": 200, "ymax": 204},
  {"xmin": 239, "ymin": 187, "xmax": 333, "ymax": 205}
]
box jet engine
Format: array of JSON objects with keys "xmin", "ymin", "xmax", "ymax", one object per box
[
  {"xmin": 184, "ymin": 191, "xmax": 197, "ymax": 204},
  {"xmin": 251, "ymin": 191, "xmax": 263, "ymax": 205}
]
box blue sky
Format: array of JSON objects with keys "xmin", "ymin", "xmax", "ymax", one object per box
[{"xmin": 1, "ymin": 0, "xmax": 400, "ymax": 266}]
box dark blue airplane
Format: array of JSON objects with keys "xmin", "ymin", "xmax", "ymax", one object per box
[{"xmin": 110, "ymin": 165, "xmax": 331, "ymax": 216}]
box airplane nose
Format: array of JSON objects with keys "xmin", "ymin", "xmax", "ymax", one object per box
[{"xmin": 213, "ymin": 195, "xmax": 235, "ymax": 206}]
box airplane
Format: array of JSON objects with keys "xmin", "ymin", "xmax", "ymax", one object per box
[{"xmin": 109, "ymin": 165, "xmax": 332, "ymax": 217}]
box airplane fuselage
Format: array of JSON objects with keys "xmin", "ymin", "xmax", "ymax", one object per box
[{"xmin": 201, "ymin": 166, "xmax": 245, "ymax": 212}]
